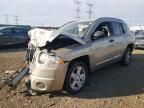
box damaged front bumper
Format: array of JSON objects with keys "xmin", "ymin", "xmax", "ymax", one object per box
[{"xmin": 29, "ymin": 62, "xmax": 69, "ymax": 92}]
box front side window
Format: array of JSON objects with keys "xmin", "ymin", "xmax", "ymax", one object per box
[{"xmin": 92, "ymin": 22, "xmax": 113, "ymax": 40}]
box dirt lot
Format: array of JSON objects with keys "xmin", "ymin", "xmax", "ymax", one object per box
[{"xmin": 0, "ymin": 49, "xmax": 144, "ymax": 108}]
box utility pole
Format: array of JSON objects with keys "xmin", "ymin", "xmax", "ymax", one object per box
[
  {"xmin": 129, "ymin": 18, "xmax": 132, "ymax": 27},
  {"xmin": 0, "ymin": 16, "xmax": 2, "ymax": 24},
  {"xmin": 73, "ymin": 0, "xmax": 82, "ymax": 19},
  {"xmin": 86, "ymin": 3, "xmax": 94, "ymax": 19},
  {"xmin": 4, "ymin": 15, "xmax": 9, "ymax": 24},
  {"xmin": 14, "ymin": 15, "xmax": 19, "ymax": 25}
]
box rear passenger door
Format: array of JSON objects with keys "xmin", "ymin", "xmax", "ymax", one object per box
[{"xmin": 110, "ymin": 22, "xmax": 126, "ymax": 57}]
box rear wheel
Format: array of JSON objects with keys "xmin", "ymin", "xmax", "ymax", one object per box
[
  {"xmin": 120, "ymin": 47, "xmax": 132, "ymax": 66},
  {"xmin": 64, "ymin": 61, "xmax": 88, "ymax": 94}
]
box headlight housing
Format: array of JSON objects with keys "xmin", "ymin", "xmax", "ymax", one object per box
[
  {"xmin": 38, "ymin": 51, "xmax": 48, "ymax": 64},
  {"xmin": 38, "ymin": 50, "xmax": 64, "ymax": 65}
]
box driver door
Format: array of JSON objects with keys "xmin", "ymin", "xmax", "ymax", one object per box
[{"xmin": 90, "ymin": 22, "xmax": 116, "ymax": 70}]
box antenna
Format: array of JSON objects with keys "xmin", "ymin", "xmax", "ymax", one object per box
[
  {"xmin": 86, "ymin": 3, "xmax": 94, "ymax": 19},
  {"xmin": 73, "ymin": 0, "xmax": 82, "ymax": 19}
]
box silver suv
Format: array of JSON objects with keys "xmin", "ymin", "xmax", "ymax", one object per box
[{"xmin": 27, "ymin": 17, "xmax": 135, "ymax": 94}]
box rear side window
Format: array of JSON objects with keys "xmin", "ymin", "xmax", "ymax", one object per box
[
  {"xmin": 111, "ymin": 22, "xmax": 121, "ymax": 35},
  {"xmin": 120, "ymin": 23, "xmax": 127, "ymax": 34}
]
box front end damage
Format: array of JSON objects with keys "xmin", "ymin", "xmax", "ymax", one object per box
[
  {"xmin": 27, "ymin": 48, "xmax": 69, "ymax": 93},
  {"xmin": 6, "ymin": 28, "xmax": 84, "ymax": 95}
]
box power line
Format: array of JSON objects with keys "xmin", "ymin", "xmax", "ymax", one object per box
[
  {"xmin": 86, "ymin": 3, "xmax": 94, "ymax": 19},
  {"xmin": 73, "ymin": 0, "xmax": 82, "ymax": 19}
]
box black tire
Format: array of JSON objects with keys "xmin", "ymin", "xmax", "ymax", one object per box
[
  {"xmin": 64, "ymin": 61, "xmax": 88, "ymax": 94},
  {"xmin": 120, "ymin": 47, "xmax": 132, "ymax": 66}
]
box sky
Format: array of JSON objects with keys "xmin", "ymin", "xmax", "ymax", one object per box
[{"xmin": 0, "ymin": 0, "xmax": 144, "ymax": 27}]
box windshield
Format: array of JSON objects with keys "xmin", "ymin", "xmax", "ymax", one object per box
[{"xmin": 57, "ymin": 21, "xmax": 93, "ymax": 39}]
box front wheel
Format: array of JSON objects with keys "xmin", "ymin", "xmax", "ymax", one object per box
[
  {"xmin": 120, "ymin": 47, "xmax": 133, "ymax": 66},
  {"xmin": 64, "ymin": 62, "xmax": 88, "ymax": 94}
]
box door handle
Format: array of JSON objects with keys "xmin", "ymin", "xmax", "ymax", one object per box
[{"xmin": 109, "ymin": 39, "xmax": 114, "ymax": 43}]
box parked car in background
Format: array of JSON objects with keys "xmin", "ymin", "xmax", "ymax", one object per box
[
  {"xmin": 26, "ymin": 17, "xmax": 135, "ymax": 95},
  {"xmin": 0, "ymin": 26, "xmax": 29, "ymax": 47},
  {"xmin": 134, "ymin": 30, "xmax": 144, "ymax": 48}
]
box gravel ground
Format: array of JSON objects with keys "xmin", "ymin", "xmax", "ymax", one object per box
[{"xmin": 0, "ymin": 49, "xmax": 144, "ymax": 108}]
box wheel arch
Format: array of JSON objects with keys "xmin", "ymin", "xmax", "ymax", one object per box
[
  {"xmin": 68, "ymin": 55, "xmax": 90, "ymax": 72},
  {"xmin": 127, "ymin": 43, "xmax": 134, "ymax": 51},
  {"xmin": 63, "ymin": 55, "xmax": 90, "ymax": 93}
]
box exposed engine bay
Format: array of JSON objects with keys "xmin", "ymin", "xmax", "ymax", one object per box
[{"xmin": 45, "ymin": 35, "xmax": 79, "ymax": 51}]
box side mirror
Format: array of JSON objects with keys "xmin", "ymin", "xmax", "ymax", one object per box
[{"xmin": 93, "ymin": 31, "xmax": 106, "ymax": 40}]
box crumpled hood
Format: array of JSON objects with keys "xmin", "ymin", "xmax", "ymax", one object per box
[{"xmin": 28, "ymin": 28, "xmax": 85, "ymax": 47}]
